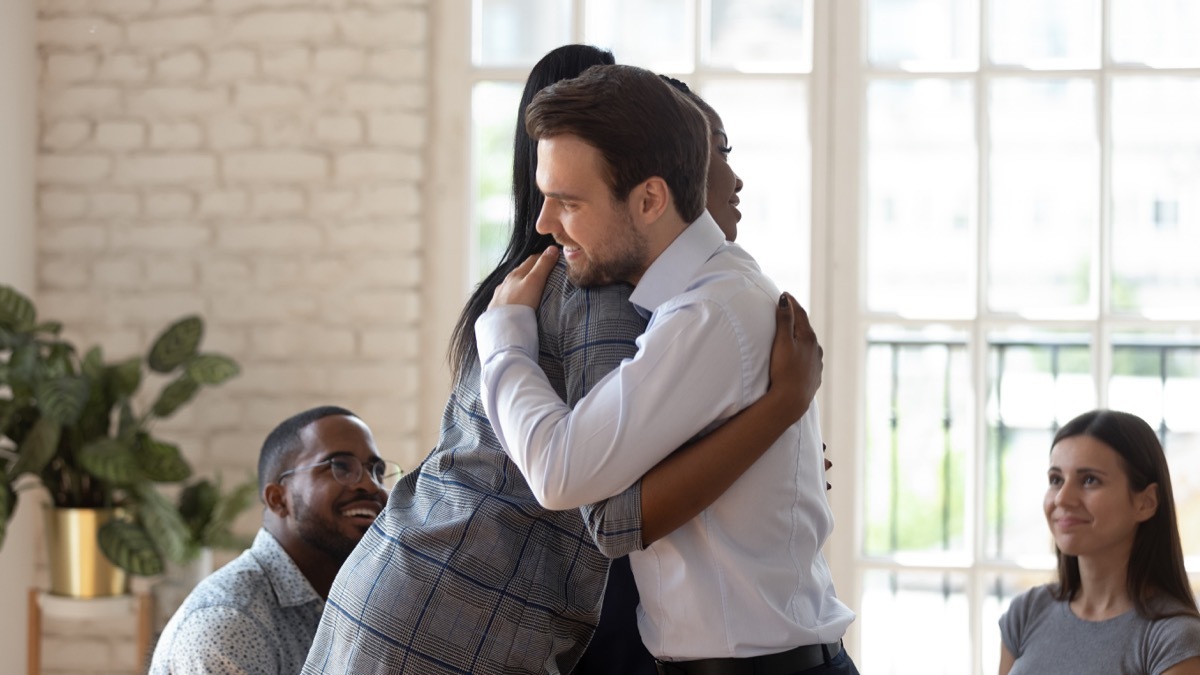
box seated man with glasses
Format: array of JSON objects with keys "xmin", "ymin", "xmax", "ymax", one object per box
[{"xmin": 149, "ymin": 405, "xmax": 399, "ymax": 675}]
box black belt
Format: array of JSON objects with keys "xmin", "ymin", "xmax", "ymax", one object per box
[{"xmin": 654, "ymin": 640, "xmax": 842, "ymax": 675}]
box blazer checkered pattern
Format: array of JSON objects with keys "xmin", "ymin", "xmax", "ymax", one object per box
[{"xmin": 303, "ymin": 261, "xmax": 648, "ymax": 675}]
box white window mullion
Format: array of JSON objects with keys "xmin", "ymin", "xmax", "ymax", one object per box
[
  {"xmin": 971, "ymin": 3, "xmax": 992, "ymax": 670},
  {"xmin": 826, "ymin": 0, "xmax": 865, "ymax": 660},
  {"xmin": 572, "ymin": 0, "xmax": 585, "ymax": 43},
  {"xmin": 1096, "ymin": 0, "xmax": 1114, "ymax": 408},
  {"xmin": 422, "ymin": 0, "xmax": 475, "ymax": 453},
  {"xmin": 809, "ymin": 0, "xmax": 834, "ymax": 337}
]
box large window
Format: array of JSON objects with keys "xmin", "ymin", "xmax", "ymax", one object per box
[
  {"xmin": 468, "ymin": 0, "xmax": 817, "ymax": 303},
  {"xmin": 854, "ymin": 1, "xmax": 1200, "ymax": 673},
  {"xmin": 452, "ymin": 1, "xmax": 1200, "ymax": 673}
]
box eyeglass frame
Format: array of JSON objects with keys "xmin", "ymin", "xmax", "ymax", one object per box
[{"xmin": 275, "ymin": 454, "xmax": 402, "ymax": 488}]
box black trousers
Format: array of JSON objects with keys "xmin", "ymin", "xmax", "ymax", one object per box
[{"xmin": 572, "ymin": 555, "xmax": 657, "ymax": 675}]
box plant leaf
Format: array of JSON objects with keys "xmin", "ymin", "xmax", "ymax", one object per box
[
  {"xmin": 0, "ymin": 478, "xmax": 12, "ymax": 550},
  {"xmin": 43, "ymin": 342, "xmax": 76, "ymax": 378},
  {"xmin": 148, "ymin": 316, "xmax": 203, "ymax": 373},
  {"xmin": 107, "ymin": 357, "xmax": 142, "ymax": 400},
  {"xmin": 8, "ymin": 343, "xmax": 39, "ymax": 382},
  {"xmin": 117, "ymin": 402, "xmax": 138, "ymax": 441},
  {"xmin": 185, "ymin": 354, "xmax": 240, "ymax": 385},
  {"xmin": 34, "ymin": 375, "xmax": 90, "ymax": 426},
  {"xmin": 135, "ymin": 484, "xmax": 192, "ymax": 565},
  {"xmin": 178, "ymin": 478, "xmax": 220, "ymax": 536},
  {"xmin": 78, "ymin": 437, "xmax": 142, "ymax": 484},
  {"xmin": 12, "ymin": 417, "xmax": 61, "ymax": 476},
  {"xmin": 81, "ymin": 346, "xmax": 104, "ymax": 380},
  {"xmin": 136, "ymin": 436, "xmax": 192, "ymax": 483},
  {"xmin": 31, "ymin": 321, "xmax": 63, "ymax": 336},
  {"xmin": 151, "ymin": 375, "xmax": 199, "ymax": 418},
  {"xmin": 202, "ymin": 476, "xmax": 258, "ymax": 550},
  {"xmin": 98, "ymin": 519, "xmax": 164, "ymax": 576},
  {"xmin": 0, "ymin": 285, "xmax": 36, "ymax": 331}
]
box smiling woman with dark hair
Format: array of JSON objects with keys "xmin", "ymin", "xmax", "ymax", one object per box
[{"xmin": 999, "ymin": 409, "xmax": 1200, "ymax": 675}]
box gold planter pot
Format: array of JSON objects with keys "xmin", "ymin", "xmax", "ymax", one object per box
[{"xmin": 43, "ymin": 507, "xmax": 128, "ymax": 598}]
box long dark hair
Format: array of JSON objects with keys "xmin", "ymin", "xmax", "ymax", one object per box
[
  {"xmin": 1049, "ymin": 409, "xmax": 1198, "ymax": 619},
  {"xmin": 448, "ymin": 44, "xmax": 615, "ymax": 379}
]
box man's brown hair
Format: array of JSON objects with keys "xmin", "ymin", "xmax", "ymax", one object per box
[{"xmin": 524, "ymin": 64, "xmax": 709, "ymax": 223}]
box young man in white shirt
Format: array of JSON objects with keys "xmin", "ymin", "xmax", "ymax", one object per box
[{"xmin": 478, "ymin": 64, "xmax": 858, "ymax": 675}]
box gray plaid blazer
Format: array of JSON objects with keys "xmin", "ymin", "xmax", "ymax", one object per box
[{"xmin": 303, "ymin": 260, "xmax": 648, "ymax": 675}]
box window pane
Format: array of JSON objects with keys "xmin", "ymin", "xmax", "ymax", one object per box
[
  {"xmin": 864, "ymin": 329, "xmax": 971, "ymax": 557},
  {"xmin": 707, "ymin": 0, "xmax": 812, "ymax": 73},
  {"xmin": 1109, "ymin": 335, "xmax": 1200, "ymax": 429},
  {"xmin": 1111, "ymin": 77, "xmax": 1200, "ymax": 316},
  {"xmin": 472, "ymin": 82, "xmax": 521, "ymax": 279},
  {"xmin": 1112, "ymin": 0, "xmax": 1200, "ymax": 66},
  {"xmin": 704, "ymin": 80, "xmax": 810, "ymax": 304},
  {"xmin": 985, "ymin": 424, "xmax": 1056, "ymax": 562},
  {"xmin": 988, "ymin": 0, "xmax": 1099, "ymax": 69},
  {"xmin": 859, "ymin": 570, "xmax": 970, "ymax": 674},
  {"xmin": 867, "ymin": 0, "xmax": 978, "ymax": 71},
  {"xmin": 867, "ymin": 79, "xmax": 975, "ymax": 317},
  {"xmin": 988, "ymin": 78, "xmax": 1097, "ymax": 315},
  {"xmin": 585, "ymin": 0, "xmax": 693, "ymax": 73},
  {"xmin": 985, "ymin": 333, "xmax": 1093, "ymax": 560},
  {"xmin": 474, "ymin": 0, "xmax": 572, "ymax": 67}
]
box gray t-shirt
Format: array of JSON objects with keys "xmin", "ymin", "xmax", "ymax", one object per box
[{"xmin": 1000, "ymin": 585, "xmax": 1200, "ymax": 675}]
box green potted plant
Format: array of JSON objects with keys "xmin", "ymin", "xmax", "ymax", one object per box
[
  {"xmin": 176, "ymin": 474, "xmax": 257, "ymax": 561},
  {"xmin": 0, "ymin": 284, "xmax": 240, "ymax": 593},
  {"xmin": 154, "ymin": 474, "xmax": 259, "ymax": 624}
]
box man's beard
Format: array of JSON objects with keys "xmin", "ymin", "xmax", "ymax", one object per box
[
  {"xmin": 292, "ymin": 493, "xmax": 360, "ymax": 564},
  {"xmin": 565, "ymin": 208, "xmax": 647, "ymax": 287}
]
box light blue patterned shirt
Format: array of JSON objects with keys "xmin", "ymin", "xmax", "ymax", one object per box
[{"xmin": 149, "ymin": 529, "xmax": 324, "ymax": 675}]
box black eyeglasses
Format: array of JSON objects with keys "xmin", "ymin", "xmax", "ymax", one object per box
[{"xmin": 277, "ymin": 455, "xmax": 403, "ymax": 488}]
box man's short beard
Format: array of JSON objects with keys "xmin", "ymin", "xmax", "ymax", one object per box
[
  {"xmin": 566, "ymin": 207, "xmax": 647, "ymax": 287},
  {"xmin": 566, "ymin": 255, "xmax": 643, "ymax": 287},
  {"xmin": 292, "ymin": 494, "xmax": 360, "ymax": 564}
]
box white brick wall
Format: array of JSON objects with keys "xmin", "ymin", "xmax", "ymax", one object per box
[{"xmin": 35, "ymin": 0, "xmax": 431, "ymax": 671}]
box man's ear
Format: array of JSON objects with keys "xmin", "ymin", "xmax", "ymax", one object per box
[
  {"xmin": 264, "ymin": 483, "xmax": 289, "ymax": 517},
  {"xmin": 631, "ymin": 177, "xmax": 671, "ymax": 225}
]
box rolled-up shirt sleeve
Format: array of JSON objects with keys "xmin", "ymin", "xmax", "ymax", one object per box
[{"xmin": 579, "ymin": 481, "xmax": 645, "ymax": 557}]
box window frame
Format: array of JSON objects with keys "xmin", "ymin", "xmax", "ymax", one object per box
[{"xmin": 833, "ymin": 1, "xmax": 1200, "ymax": 673}]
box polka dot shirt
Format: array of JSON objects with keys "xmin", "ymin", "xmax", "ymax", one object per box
[{"xmin": 149, "ymin": 529, "xmax": 325, "ymax": 675}]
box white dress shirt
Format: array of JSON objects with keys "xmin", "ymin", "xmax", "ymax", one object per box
[{"xmin": 477, "ymin": 212, "xmax": 855, "ymax": 660}]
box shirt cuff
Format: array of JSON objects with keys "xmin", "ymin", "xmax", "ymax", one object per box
[
  {"xmin": 476, "ymin": 304, "xmax": 539, "ymax": 361},
  {"xmin": 580, "ymin": 480, "xmax": 645, "ymax": 557}
]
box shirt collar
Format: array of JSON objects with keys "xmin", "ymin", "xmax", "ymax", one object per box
[
  {"xmin": 249, "ymin": 528, "xmax": 324, "ymax": 608},
  {"xmin": 629, "ymin": 210, "xmax": 726, "ymax": 316}
]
